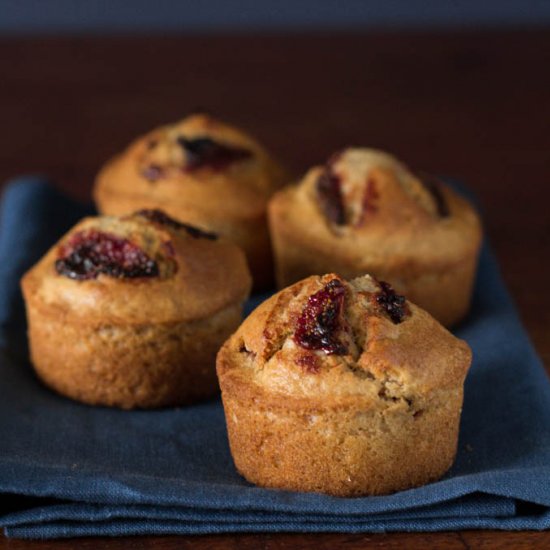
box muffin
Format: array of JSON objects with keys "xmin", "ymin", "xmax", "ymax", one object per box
[
  {"xmin": 268, "ymin": 148, "xmax": 482, "ymax": 326},
  {"xmin": 21, "ymin": 209, "xmax": 251, "ymax": 409},
  {"xmin": 217, "ymin": 273, "xmax": 472, "ymax": 496},
  {"xmin": 94, "ymin": 113, "xmax": 287, "ymax": 289}
]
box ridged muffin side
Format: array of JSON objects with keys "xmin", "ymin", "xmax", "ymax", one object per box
[{"xmin": 217, "ymin": 273, "xmax": 471, "ymax": 496}]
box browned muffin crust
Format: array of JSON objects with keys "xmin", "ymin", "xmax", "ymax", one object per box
[
  {"xmin": 94, "ymin": 113, "xmax": 288, "ymax": 289},
  {"xmin": 268, "ymin": 148, "xmax": 482, "ymax": 326},
  {"xmin": 22, "ymin": 210, "xmax": 252, "ymax": 409},
  {"xmin": 217, "ymin": 273, "xmax": 472, "ymax": 496}
]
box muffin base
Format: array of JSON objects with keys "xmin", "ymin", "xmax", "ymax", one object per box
[
  {"xmin": 27, "ymin": 302, "xmax": 242, "ymax": 409},
  {"xmin": 221, "ymin": 388, "xmax": 463, "ymax": 496}
]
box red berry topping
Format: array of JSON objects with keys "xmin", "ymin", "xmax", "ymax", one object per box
[
  {"xmin": 374, "ymin": 281, "xmax": 409, "ymax": 324},
  {"xmin": 316, "ymin": 166, "xmax": 345, "ymax": 225},
  {"xmin": 294, "ymin": 279, "xmax": 347, "ymax": 355},
  {"xmin": 136, "ymin": 209, "xmax": 217, "ymax": 240},
  {"xmin": 177, "ymin": 136, "xmax": 252, "ymax": 171},
  {"xmin": 55, "ymin": 230, "xmax": 159, "ymax": 280}
]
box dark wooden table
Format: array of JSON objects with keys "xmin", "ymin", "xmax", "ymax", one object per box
[{"xmin": 0, "ymin": 28, "xmax": 549, "ymax": 549}]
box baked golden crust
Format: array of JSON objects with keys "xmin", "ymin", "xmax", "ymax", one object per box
[
  {"xmin": 217, "ymin": 273, "xmax": 472, "ymax": 496},
  {"xmin": 268, "ymin": 149, "xmax": 482, "ymax": 326},
  {"xmin": 94, "ymin": 114, "xmax": 287, "ymax": 289},
  {"xmin": 22, "ymin": 211, "xmax": 252, "ymax": 409}
]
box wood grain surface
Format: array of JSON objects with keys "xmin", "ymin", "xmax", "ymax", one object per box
[{"xmin": 0, "ymin": 28, "xmax": 548, "ymax": 548}]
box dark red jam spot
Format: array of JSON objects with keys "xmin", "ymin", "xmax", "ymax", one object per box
[
  {"xmin": 176, "ymin": 136, "xmax": 252, "ymax": 171},
  {"xmin": 316, "ymin": 166, "xmax": 345, "ymax": 225},
  {"xmin": 418, "ymin": 173, "xmax": 450, "ymax": 218},
  {"xmin": 294, "ymin": 279, "xmax": 347, "ymax": 355},
  {"xmin": 136, "ymin": 209, "xmax": 218, "ymax": 240},
  {"xmin": 142, "ymin": 164, "xmax": 163, "ymax": 182},
  {"xmin": 55, "ymin": 230, "xmax": 159, "ymax": 281},
  {"xmin": 374, "ymin": 281, "xmax": 409, "ymax": 324},
  {"xmin": 295, "ymin": 353, "xmax": 320, "ymax": 374}
]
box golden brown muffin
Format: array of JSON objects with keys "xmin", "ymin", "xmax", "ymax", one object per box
[
  {"xmin": 217, "ymin": 273, "xmax": 472, "ymax": 497},
  {"xmin": 21, "ymin": 209, "xmax": 251, "ymax": 409},
  {"xmin": 268, "ymin": 148, "xmax": 482, "ymax": 327},
  {"xmin": 94, "ymin": 113, "xmax": 287, "ymax": 290}
]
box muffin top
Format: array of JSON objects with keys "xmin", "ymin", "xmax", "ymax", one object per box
[
  {"xmin": 217, "ymin": 273, "xmax": 471, "ymax": 411},
  {"xmin": 22, "ymin": 210, "xmax": 252, "ymax": 325},
  {"xmin": 269, "ymin": 148, "xmax": 482, "ymax": 268},
  {"xmin": 95, "ymin": 113, "xmax": 287, "ymax": 219}
]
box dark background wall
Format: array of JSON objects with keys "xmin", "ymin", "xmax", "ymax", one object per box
[{"xmin": 1, "ymin": 0, "xmax": 550, "ymax": 34}]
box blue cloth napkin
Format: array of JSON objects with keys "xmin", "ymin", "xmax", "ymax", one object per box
[{"xmin": 0, "ymin": 177, "xmax": 549, "ymax": 539}]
